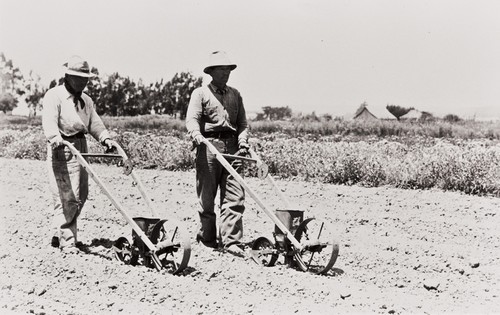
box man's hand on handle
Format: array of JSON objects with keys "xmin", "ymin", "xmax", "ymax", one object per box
[
  {"xmin": 51, "ymin": 139, "xmax": 65, "ymax": 150},
  {"xmin": 236, "ymin": 141, "xmax": 250, "ymax": 156},
  {"xmin": 193, "ymin": 134, "xmax": 207, "ymax": 146},
  {"xmin": 103, "ymin": 139, "xmax": 117, "ymax": 153}
]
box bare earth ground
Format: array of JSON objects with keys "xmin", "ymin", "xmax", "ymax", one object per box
[{"xmin": 0, "ymin": 157, "xmax": 499, "ymax": 315}]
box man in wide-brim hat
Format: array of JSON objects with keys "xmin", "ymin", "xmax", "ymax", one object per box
[
  {"xmin": 62, "ymin": 55, "xmax": 94, "ymax": 77},
  {"xmin": 203, "ymin": 51, "xmax": 237, "ymax": 74},
  {"xmin": 42, "ymin": 55, "xmax": 118, "ymax": 254},
  {"xmin": 186, "ymin": 51, "xmax": 249, "ymax": 256}
]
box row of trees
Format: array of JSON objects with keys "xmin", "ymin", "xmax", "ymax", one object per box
[
  {"xmin": 78, "ymin": 70, "xmax": 202, "ymax": 118},
  {"xmin": 0, "ymin": 53, "xmax": 203, "ymax": 118}
]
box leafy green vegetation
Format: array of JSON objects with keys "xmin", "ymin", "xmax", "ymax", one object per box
[{"xmin": 1, "ymin": 115, "xmax": 499, "ymax": 196}]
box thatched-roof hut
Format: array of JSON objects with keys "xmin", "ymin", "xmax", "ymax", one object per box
[
  {"xmin": 353, "ymin": 103, "xmax": 396, "ymax": 120},
  {"xmin": 353, "ymin": 105, "xmax": 377, "ymax": 120}
]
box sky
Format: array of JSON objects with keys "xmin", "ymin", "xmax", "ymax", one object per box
[{"xmin": 1, "ymin": 0, "xmax": 499, "ymax": 119}]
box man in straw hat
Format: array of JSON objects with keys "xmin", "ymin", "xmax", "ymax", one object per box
[
  {"xmin": 42, "ymin": 55, "xmax": 118, "ymax": 253},
  {"xmin": 186, "ymin": 51, "xmax": 249, "ymax": 255}
]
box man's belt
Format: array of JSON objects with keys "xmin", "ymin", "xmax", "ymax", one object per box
[
  {"xmin": 202, "ymin": 131, "xmax": 236, "ymax": 139},
  {"xmin": 61, "ymin": 132, "xmax": 85, "ymax": 140}
]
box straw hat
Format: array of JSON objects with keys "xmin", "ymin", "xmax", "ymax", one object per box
[
  {"xmin": 63, "ymin": 55, "xmax": 94, "ymax": 78},
  {"xmin": 203, "ymin": 51, "xmax": 237, "ymax": 74}
]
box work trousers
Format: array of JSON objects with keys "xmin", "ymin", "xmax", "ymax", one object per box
[
  {"xmin": 47, "ymin": 137, "xmax": 88, "ymax": 248},
  {"xmin": 195, "ymin": 137, "xmax": 245, "ymax": 248}
]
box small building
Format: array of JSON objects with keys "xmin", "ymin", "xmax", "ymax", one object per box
[
  {"xmin": 353, "ymin": 103, "xmax": 396, "ymax": 121},
  {"xmin": 353, "ymin": 105, "xmax": 377, "ymax": 121},
  {"xmin": 370, "ymin": 107, "xmax": 397, "ymax": 120}
]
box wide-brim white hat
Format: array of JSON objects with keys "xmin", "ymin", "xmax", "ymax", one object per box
[
  {"xmin": 203, "ymin": 51, "xmax": 237, "ymax": 74},
  {"xmin": 63, "ymin": 55, "xmax": 94, "ymax": 78}
]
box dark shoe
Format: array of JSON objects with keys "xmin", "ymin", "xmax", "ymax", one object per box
[
  {"xmin": 75, "ymin": 241, "xmax": 87, "ymax": 251},
  {"xmin": 196, "ymin": 235, "xmax": 218, "ymax": 249},
  {"xmin": 51, "ymin": 236, "xmax": 60, "ymax": 248}
]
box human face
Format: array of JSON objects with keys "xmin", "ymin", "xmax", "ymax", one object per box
[
  {"xmin": 209, "ymin": 66, "xmax": 232, "ymax": 88},
  {"xmin": 66, "ymin": 74, "xmax": 89, "ymax": 92}
]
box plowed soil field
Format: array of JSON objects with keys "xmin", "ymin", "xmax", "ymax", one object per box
[{"xmin": 1, "ymin": 157, "xmax": 499, "ymax": 314}]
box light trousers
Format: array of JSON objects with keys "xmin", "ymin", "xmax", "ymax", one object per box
[{"xmin": 47, "ymin": 137, "xmax": 88, "ymax": 247}]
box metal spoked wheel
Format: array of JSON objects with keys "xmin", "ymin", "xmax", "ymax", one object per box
[
  {"xmin": 293, "ymin": 218, "xmax": 339, "ymax": 274},
  {"xmin": 150, "ymin": 219, "xmax": 191, "ymax": 275},
  {"xmin": 250, "ymin": 236, "xmax": 279, "ymax": 267},
  {"xmin": 112, "ymin": 237, "xmax": 138, "ymax": 265}
]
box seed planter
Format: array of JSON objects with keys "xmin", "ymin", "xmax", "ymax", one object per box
[
  {"xmin": 203, "ymin": 140, "xmax": 339, "ymax": 274},
  {"xmin": 62, "ymin": 140, "xmax": 191, "ymax": 275}
]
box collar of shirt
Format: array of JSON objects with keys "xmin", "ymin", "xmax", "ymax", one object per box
[
  {"xmin": 208, "ymin": 83, "xmax": 227, "ymax": 95},
  {"xmin": 55, "ymin": 85, "xmax": 86, "ymax": 109},
  {"xmin": 54, "ymin": 84, "xmax": 78, "ymax": 101}
]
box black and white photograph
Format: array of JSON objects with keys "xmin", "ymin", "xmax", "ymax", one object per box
[{"xmin": 1, "ymin": 0, "xmax": 499, "ymax": 314}]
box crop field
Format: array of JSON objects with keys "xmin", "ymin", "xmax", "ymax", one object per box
[{"xmin": 1, "ymin": 115, "xmax": 499, "ymax": 197}]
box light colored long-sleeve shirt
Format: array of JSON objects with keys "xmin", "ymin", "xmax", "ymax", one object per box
[
  {"xmin": 42, "ymin": 85, "xmax": 110, "ymax": 144},
  {"xmin": 186, "ymin": 83, "xmax": 248, "ymax": 145}
]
